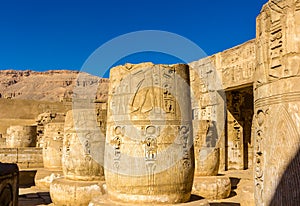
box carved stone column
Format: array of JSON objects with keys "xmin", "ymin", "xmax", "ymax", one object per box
[
  {"xmin": 254, "ymin": 0, "xmax": 300, "ymax": 204},
  {"xmin": 189, "ymin": 57, "xmax": 231, "ymax": 200},
  {"xmin": 35, "ymin": 123, "xmax": 64, "ymax": 189},
  {"xmin": 50, "ymin": 109, "xmax": 105, "ymax": 206},
  {"xmin": 103, "ymin": 63, "xmax": 195, "ymax": 204},
  {"xmin": 6, "ymin": 125, "xmax": 37, "ymax": 148}
]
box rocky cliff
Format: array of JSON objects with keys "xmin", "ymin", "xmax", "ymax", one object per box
[{"xmin": 0, "ymin": 70, "xmax": 109, "ymax": 102}]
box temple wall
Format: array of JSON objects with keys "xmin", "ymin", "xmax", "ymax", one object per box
[
  {"xmin": 189, "ymin": 39, "xmax": 256, "ymax": 172},
  {"xmin": 254, "ymin": 0, "xmax": 300, "ymax": 204}
]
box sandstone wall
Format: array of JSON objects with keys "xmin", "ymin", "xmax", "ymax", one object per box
[
  {"xmin": 254, "ymin": 0, "xmax": 300, "ymax": 204},
  {"xmin": 189, "ymin": 39, "xmax": 256, "ymax": 172}
]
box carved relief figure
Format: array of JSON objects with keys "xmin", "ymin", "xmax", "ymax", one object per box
[{"xmin": 130, "ymin": 70, "xmax": 157, "ymax": 114}]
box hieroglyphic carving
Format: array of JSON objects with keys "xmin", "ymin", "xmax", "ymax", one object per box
[
  {"xmin": 142, "ymin": 126, "xmax": 159, "ymax": 194},
  {"xmin": 269, "ymin": 2, "xmax": 284, "ymax": 78},
  {"xmin": 178, "ymin": 125, "xmax": 190, "ymax": 169},
  {"xmin": 162, "ymin": 67, "xmax": 176, "ymax": 114},
  {"xmin": 254, "ymin": 109, "xmax": 267, "ymax": 205},
  {"xmin": 220, "ymin": 40, "xmax": 256, "ymax": 88},
  {"xmin": 226, "ymin": 89, "xmax": 247, "ymax": 170},
  {"xmin": 110, "ymin": 126, "xmax": 124, "ymax": 169},
  {"xmin": 105, "ymin": 63, "xmax": 194, "ymax": 203}
]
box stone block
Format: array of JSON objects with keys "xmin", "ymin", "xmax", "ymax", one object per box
[
  {"xmin": 192, "ymin": 176, "xmax": 231, "ymax": 200},
  {"xmin": 35, "ymin": 168, "xmax": 63, "ymax": 190},
  {"xmin": 0, "ymin": 148, "xmax": 18, "ymax": 163},
  {"xmin": 50, "ymin": 178, "xmax": 105, "ymax": 206},
  {"xmin": 17, "ymin": 148, "xmax": 43, "ymax": 169}
]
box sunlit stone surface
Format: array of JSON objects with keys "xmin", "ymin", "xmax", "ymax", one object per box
[{"xmin": 104, "ymin": 63, "xmax": 194, "ymax": 204}]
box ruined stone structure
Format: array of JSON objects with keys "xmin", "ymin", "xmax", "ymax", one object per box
[
  {"xmin": 1, "ymin": 0, "xmax": 300, "ymax": 205},
  {"xmin": 189, "ymin": 58, "xmax": 231, "ymax": 200},
  {"xmin": 99, "ymin": 63, "xmax": 195, "ymax": 204},
  {"xmin": 6, "ymin": 125, "xmax": 37, "ymax": 148},
  {"xmin": 188, "ymin": 0, "xmax": 300, "ymax": 204},
  {"xmin": 35, "ymin": 122, "xmax": 65, "ymax": 189},
  {"xmin": 189, "ymin": 39, "xmax": 256, "ymax": 173},
  {"xmin": 36, "ymin": 112, "xmax": 66, "ymax": 148},
  {"xmin": 254, "ymin": 0, "xmax": 300, "ymax": 204},
  {"xmin": 50, "ymin": 109, "xmax": 105, "ymax": 206}
]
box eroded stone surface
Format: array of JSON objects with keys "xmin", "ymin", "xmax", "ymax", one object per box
[
  {"xmin": 36, "ymin": 112, "xmax": 66, "ymax": 148},
  {"xmin": 50, "ymin": 178, "xmax": 105, "ymax": 206},
  {"xmin": 42, "ymin": 123, "xmax": 64, "ymax": 169},
  {"xmin": 0, "ymin": 148, "xmax": 43, "ymax": 169},
  {"xmin": 192, "ymin": 176, "xmax": 231, "ymax": 200},
  {"xmin": 6, "ymin": 125, "xmax": 37, "ymax": 148},
  {"xmin": 254, "ymin": 0, "xmax": 300, "ymax": 205},
  {"xmin": 105, "ymin": 63, "xmax": 194, "ymax": 204},
  {"xmin": 35, "ymin": 168, "xmax": 63, "ymax": 190},
  {"xmin": 62, "ymin": 110, "xmax": 105, "ymax": 181}
]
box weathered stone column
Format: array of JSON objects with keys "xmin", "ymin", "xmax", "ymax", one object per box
[
  {"xmin": 50, "ymin": 109, "xmax": 105, "ymax": 206},
  {"xmin": 6, "ymin": 125, "xmax": 37, "ymax": 148},
  {"xmin": 35, "ymin": 122, "xmax": 64, "ymax": 189},
  {"xmin": 103, "ymin": 63, "xmax": 195, "ymax": 204},
  {"xmin": 189, "ymin": 57, "xmax": 231, "ymax": 200},
  {"xmin": 254, "ymin": 0, "xmax": 300, "ymax": 204}
]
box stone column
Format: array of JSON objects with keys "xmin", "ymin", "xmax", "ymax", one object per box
[
  {"xmin": 254, "ymin": 0, "xmax": 300, "ymax": 204},
  {"xmin": 6, "ymin": 125, "xmax": 37, "ymax": 148},
  {"xmin": 2, "ymin": 125, "xmax": 43, "ymax": 175},
  {"xmin": 50, "ymin": 109, "xmax": 105, "ymax": 206},
  {"xmin": 35, "ymin": 122, "xmax": 64, "ymax": 189},
  {"xmin": 100, "ymin": 63, "xmax": 195, "ymax": 204},
  {"xmin": 189, "ymin": 57, "xmax": 231, "ymax": 200}
]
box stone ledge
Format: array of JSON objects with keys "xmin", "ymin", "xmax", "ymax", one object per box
[{"xmin": 0, "ymin": 147, "xmax": 43, "ymax": 169}]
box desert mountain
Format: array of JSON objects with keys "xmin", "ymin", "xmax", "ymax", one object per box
[{"xmin": 0, "ymin": 70, "xmax": 109, "ymax": 102}]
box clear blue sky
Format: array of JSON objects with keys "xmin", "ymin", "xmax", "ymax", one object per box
[{"xmin": 0, "ymin": 0, "xmax": 267, "ymax": 76}]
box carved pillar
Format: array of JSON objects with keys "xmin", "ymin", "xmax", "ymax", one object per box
[
  {"xmin": 42, "ymin": 123, "xmax": 64, "ymax": 170},
  {"xmin": 104, "ymin": 63, "xmax": 194, "ymax": 204},
  {"xmin": 255, "ymin": 0, "xmax": 300, "ymax": 204},
  {"xmin": 50, "ymin": 109, "xmax": 105, "ymax": 205},
  {"xmin": 189, "ymin": 57, "xmax": 231, "ymax": 200}
]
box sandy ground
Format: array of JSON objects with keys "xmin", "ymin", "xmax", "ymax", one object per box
[{"xmin": 18, "ymin": 169, "xmax": 254, "ymax": 206}]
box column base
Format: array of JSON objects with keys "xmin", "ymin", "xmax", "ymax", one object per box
[
  {"xmin": 50, "ymin": 177, "xmax": 105, "ymax": 206},
  {"xmin": 192, "ymin": 176, "xmax": 231, "ymax": 200},
  {"xmin": 35, "ymin": 168, "xmax": 63, "ymax": 190}
]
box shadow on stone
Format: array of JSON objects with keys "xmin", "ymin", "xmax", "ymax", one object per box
[
  {"xmin": 229, "ymin": 177, "xmax": 240, "ymax": 189},
  {"xmin": 19, "ymin": 192, "xmax": 52, "ymax": 205},
  {"xmin": 19, "ymin": 170, "xmax": 37, "ymax": 188},
  {"xmin": 228, "ymin": 191, "xmax": 237, "ymax": 198},
  {"xmin": 270, "ymin": 148, "xmax": 300, "ymax": 205},
  {"xmin": 187, "ymin": 194, "xmax": 205, "ymax": 202}
]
